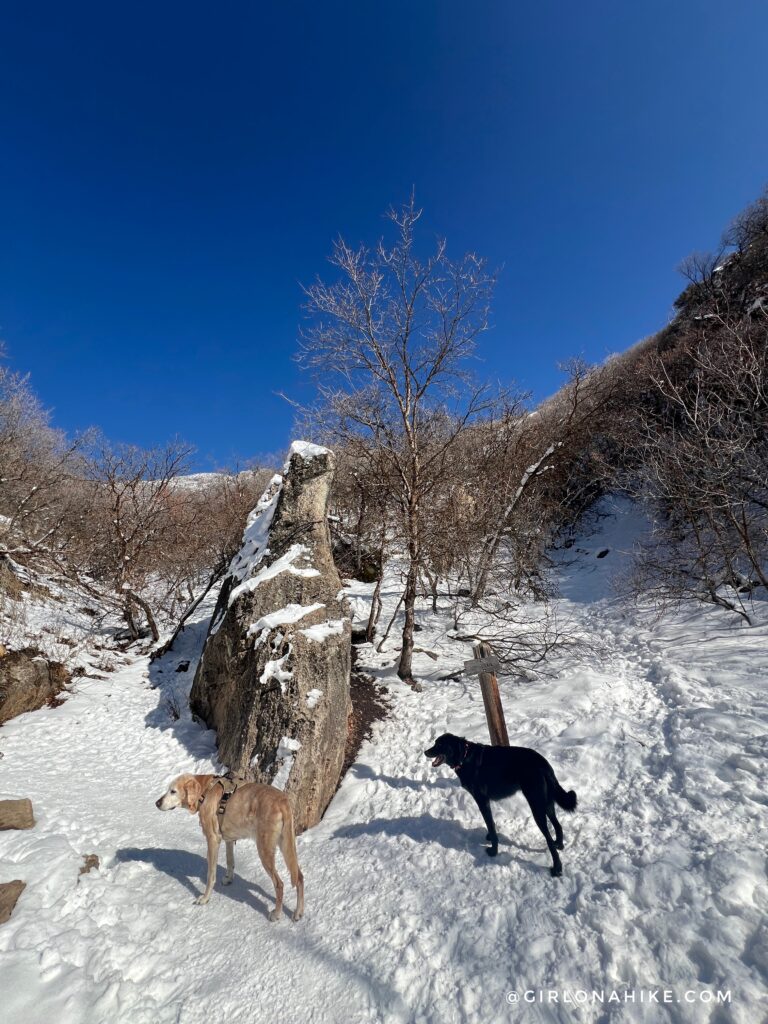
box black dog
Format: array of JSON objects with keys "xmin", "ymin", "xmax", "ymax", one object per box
[{"xmin": 424, "ymin": 733, "xmax": 577, "ymax": 876}]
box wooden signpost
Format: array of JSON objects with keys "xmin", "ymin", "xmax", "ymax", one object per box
[{"xmin": 464, "ymin": 641, "xmax": 510, "ymax": 747}]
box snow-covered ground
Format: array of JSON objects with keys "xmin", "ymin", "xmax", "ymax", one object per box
[{"xmin": 1, "ymin": 498, "xmax": 767, "ymax": 1023}]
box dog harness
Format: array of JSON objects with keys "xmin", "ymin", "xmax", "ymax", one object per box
[
  {"xmin": 198, "ymin": 772, "xmax": 245, "ymax": 817},
  {"xmin": 450, "ymin": 741, "xmax": 472, "ymax": 772}
]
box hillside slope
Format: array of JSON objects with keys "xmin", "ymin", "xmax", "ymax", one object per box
[{"xmin": 0, "ymin": 498, "xmax": 766, "ymax": 1023}]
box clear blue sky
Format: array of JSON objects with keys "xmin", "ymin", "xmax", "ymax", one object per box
[{"xmin": 2, "ymin": 1, "xmax": 767, "ymax": 469}]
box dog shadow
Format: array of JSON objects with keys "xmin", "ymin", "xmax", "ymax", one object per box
[
  {"xmin": 115, "ymin": 846, "xmax": 291, "ymax": 920},
  {"xmin": 332, "ymin": 815, "xmax": 545, "ymax": 871},
  {"xmin": 348, "ymin": 762, "xmax": 454, "ymax": 792}
]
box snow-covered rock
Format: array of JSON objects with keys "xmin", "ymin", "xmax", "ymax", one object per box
[{"xmin": 189, "ymin": 442, "xmax": 351, "ymax": 831}]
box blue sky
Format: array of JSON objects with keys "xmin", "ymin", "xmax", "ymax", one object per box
[{"xmin": 2, "ymin": 1, "xmax": 767, "ymax": 469}]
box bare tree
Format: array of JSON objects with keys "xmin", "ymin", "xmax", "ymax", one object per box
[
  {"xmin": 624, "ymin": 309, "xmax": 768, "ymax": 622},
  {"xmin": 0, "ymin": 352, "xmax": 91, "ymax": 564},
  {"xmin": 67, "ymin": 439, "xmax": 195, "ymax": 641},
  {"xmin": 463, "ymin": 358, "xmax": 621, "ymax": 605},
  {"xmin": 298, "ymin": 196, "xmax": 496, "ymax": 685}
]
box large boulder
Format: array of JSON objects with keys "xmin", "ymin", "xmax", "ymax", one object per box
[
  {"xmin": 189, "ymin": 441, "xmax": 352, "ymax": 832},
  {"xmin": 0, "ymin": 647, "xmax": 68, "ymax": 725}
]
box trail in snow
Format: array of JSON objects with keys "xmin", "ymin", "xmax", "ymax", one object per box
[{"xmin": 1, "ymin": 498, "xmax": 766, "ymax": 1024}]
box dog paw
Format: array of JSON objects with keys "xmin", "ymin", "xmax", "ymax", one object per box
[
  {"xmin": 268, "ymin": 908, "xmax": 281, "ymax": 922},
  {"xmin": 550, "ymin": 865, "xmax": 562, "ymax": 878},
  {"xmin": 486, "ymin": 847, "xmax": 498, "ymax": 858},
  {"xmin": 194, "ymin": 895, "xmax": 210, "ymax": 905},
  {"xmin": 556, "ymin": 840, "xmax": 564, "ymax": 851},
  {"xmin": 292, "ymin": 910, "xmax": 303, "ymax": 923},
  {"xmin": 222, "ymin": 875, "xmax": 233, "ymax": 886}
]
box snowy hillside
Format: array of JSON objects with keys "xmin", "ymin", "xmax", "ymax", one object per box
[{"xmin": 1, "ymin": 498, "xmax": 766, "ymax": 1023}]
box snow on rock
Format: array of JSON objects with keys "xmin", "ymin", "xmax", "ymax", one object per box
[
  {"xmin": 229, "ymin": 544, "xmax": 320, "ymax": 608},
  {"xmin": 283, "ymin": 439, "xmax": 331, "ymax": 469},
  {"xmin": 208, "ymin": 474, "xmax": 283, "ymax": 636},
  {"xmin": 272, "ymin": 736, "xmax": 302, "ymax": 791},
  {"xmin": 299, "ymin": 618, "xmax": 346, "ymax": 642},
  {"xmin": 258, "ymin": 651, "xmax": 292, "ymax": 693},
  {"xmin": 227, "ymin": 474, "xmax": 283, "ymax": 586},
  {"xmin": 305, "ymin": 688, "xmax": 323, "ymax": 709},
  {"xmin": 246, "ymin": 602, "xmax": 326, "ymax": 640}
]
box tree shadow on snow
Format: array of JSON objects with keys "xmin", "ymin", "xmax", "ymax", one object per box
[
  {"xmin": 332, "ymin": 814, "xmax": 545, "ymax": 871},
  {"xmin": 142, "ymin": 616, "xmax": 219, "ymax": 761}
]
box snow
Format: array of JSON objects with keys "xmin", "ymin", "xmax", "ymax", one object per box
[
  {"xmin": 226, "ymin": 474, "xmax": 283, "ymax": 586},
  {"xmin": 284, "ymin": 440, "xmax": 331, "ymax": 469},
  {"xmin": 209, "ymin": 474, "xmax": 284, "ymax": 636},
  {"xmin": 228, "ymin": 544, "xmax": 321, "ymax": 608},
  {"xmin": 0, "ymin": 499, "xmax": 766, "ymax": 1023},
  {"xmin": 272, "ymin": 737, "xmax": 302, "ymax": 791},
  {"xmin": 248, "ymin": 603, "xmax": 327, "ymax": 692},
  {"xmin": 0, "ymin": 560, "xmax": 123, "ymax": 667},
  {"xmin": 300, "ymin": 618, "xmax": 346, "ymax": 642},
  {"xmin": 305, "ymin": 688, "xmax": 323, "ymax": 709},
  {"xmin": 258, "ymin": 651, "xmax": 292, "ymax": 693},
  {"xmin": 246, "ymin": 602, "xmax": 326, "ymax": 639}
]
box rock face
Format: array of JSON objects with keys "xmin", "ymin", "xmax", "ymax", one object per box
[
  {"xmin": 190, "ymin": 441, "xmax": 352, "ymax": 832},
  {"xmin": 0, "ymin": 648, "xmax": 68, "ymax": 725}
]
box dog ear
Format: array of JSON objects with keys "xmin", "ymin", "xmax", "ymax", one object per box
[{"xmin": 184, "ymin": 777, "xmax": 201, "ymax": 813}]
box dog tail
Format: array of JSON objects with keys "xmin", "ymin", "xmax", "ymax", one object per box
[
  {"xmin": 278, "ymin": 800, "xmax": 304, "ymax": 891},
  {"xmin": 554, "ymin": 782, "xmax": 577, "ymax": 812}
]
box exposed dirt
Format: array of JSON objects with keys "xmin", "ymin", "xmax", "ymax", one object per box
[{"xmin": 338, "ymin": 649, "xmax": 390, "ymax": 788}]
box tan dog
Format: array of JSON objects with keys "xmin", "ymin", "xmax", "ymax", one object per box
[{"xmin": 155, "ymin": 773, "xmax": 304, "ymax": 922}]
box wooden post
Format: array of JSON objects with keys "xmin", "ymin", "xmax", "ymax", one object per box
[{"xmin": 465, "ymin": 642, "xmax": 510, "ymax": 747}]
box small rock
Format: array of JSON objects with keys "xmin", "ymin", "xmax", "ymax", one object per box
[
  {"xmin": 78, "ymin": 854, "xmax": 100, "ymax": 880},
  {"xmin": 175, "ymin": 661, "xmax": 190, "ymax": 673},
  {"xmin": 0, "ymin": 798, "xmax": 35, "ymax": 831},
  {"xmin": 0, "ymin": 880, "xmax": 25, "ymax": 924}
]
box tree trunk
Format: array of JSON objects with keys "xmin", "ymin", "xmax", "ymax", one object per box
[
  {"xmin": 125, "ymin": 589, "xmax": 160, "ymax": 643},
  {"xmin": 397, "ymin": 561, "xmax": 418, "ymax": 684},
  {"xmin": 366, "ymin": 575, "xmax": 383, "ymax": 642}
]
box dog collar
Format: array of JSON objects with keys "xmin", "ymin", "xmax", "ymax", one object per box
[{"xmin": 450, "ymin": 742, "xmax": 471, "ymax": 772}]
